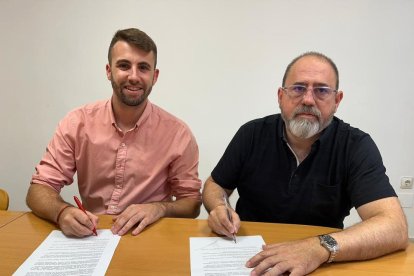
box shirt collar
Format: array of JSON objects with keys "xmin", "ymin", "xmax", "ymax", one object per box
[
  {"xmin": 135, "ymin": 100, "xmax": 153, "ymax": 128},
  {"xmin": 318, "ymin": 116, "xmax": 338, "ymax": 144},
  {"xmin": 108, "ymin": 99, "xmax": 153, "ymax": 131}
]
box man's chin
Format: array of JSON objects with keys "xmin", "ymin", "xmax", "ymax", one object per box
[
  {"xmin": 119, "ymin": 92, "xmax": 150, "ymax": 106},
  {"xmin": 288, "ymin": 120, "xmax": 320, "ymax": 138},
  {"xmin": 291, "ymin": 130, "xmax": 318, "ymax": 139}
]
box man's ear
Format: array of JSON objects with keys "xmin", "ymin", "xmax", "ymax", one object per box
[
  {"xmin": 334, "ymin": 91, "xmax": 344, "ymax": 112},
  {"xmin": 105, "ymin": 64, "xmax": 111, "ymax": 80},
  {"xmin": 277, "ymin": 87, "xmax": 284, "ymax": 104},
  {"xmin": 152, "ymin": 69, "xmax": 160, "ymax": 85}
]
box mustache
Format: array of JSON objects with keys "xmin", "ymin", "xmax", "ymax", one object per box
[{"xmin": 293, "ymin": 106, "xmax": 321, "ymax": 119}]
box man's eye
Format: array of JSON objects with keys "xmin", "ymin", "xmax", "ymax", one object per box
[
  {"xmin": 314, "ymin": 87, "xmax": 330, "ymax": 94},
  {"xmin": 139, "ymin": 65, "xmax": 150, "ymax": 71},
  {"xmin": 292, "ymin": 86, "xmax": 307, "ymax": 93},
  {"xmin": 118, "ymin": 63, "xmax": 130, "ymax": 70}
]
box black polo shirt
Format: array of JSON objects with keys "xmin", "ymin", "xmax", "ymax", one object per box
[{"xmin": 211, "ymin": 114, "xmax": 396, "ymax": 229}]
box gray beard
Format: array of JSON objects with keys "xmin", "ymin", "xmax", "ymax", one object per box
[
  {"xmin": 281, "ymin": 105, "xmax": 334, "ymax": 139},
  {"xmin": 287, "ymin": 118, "xmax": 321, "ymax": 139}
]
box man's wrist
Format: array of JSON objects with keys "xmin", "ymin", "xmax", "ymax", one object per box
[
  {"xmin": 55, "ymin": 205, "xmax": 72, "ymax": 225},
  {"xmin": 212, "ymin": 203, "xmax": 226, "ymax": 212},
  {"xmin": 154, "ymin": 202, "xmax": 169, "ymax": 217},
  {"xmin": 318, "ymin": 234, "xmax": 340, "ymax": 263}
]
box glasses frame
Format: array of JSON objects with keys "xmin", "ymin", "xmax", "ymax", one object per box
[{"xmin": 282, "ymin": 84, "xmax": 338, "ymax": 100}]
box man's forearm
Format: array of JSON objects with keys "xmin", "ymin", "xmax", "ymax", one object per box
[
  {"xmin": 26, "ymin": 183, "xmax": 69, "ymax": 223},
  {"xmin": 158, "ymin": 197, "xmax": 201, "ymax": 218},
  {"xmin": 202, "ymin": 176, "xmax": 230, "ymax": 213},
  {"xmin": 330, "ymin": 198, "xmax": 408, "ymax": 261}
]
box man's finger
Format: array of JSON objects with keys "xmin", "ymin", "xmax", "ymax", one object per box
[{"xmin": 132, "ymin": 219, "xmax": 149, "ymax": 236}]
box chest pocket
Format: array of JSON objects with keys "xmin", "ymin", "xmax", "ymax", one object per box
[{"xmin": 309, "ymin": 177, "xmax": 349, "ymax": 228}]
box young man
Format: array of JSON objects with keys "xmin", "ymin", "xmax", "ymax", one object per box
[
  {"xmin": 27, "ymin": 28, "xmax": 201, "ymax": 237},
  {"xmin": 202, "ymin": 52, "xmax": 408, "ymax": 275}
]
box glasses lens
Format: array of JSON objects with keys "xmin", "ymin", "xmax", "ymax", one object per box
[
  {"xmin": 313, "ymin": 87, "xmax": 333, "ymax": 99},
  {"xmin": 288, "ymin": 85, "xmax": 307, "ymax": 96},
  {"xmin": 284, "ymin": 85, "xmax": 336, "ymax": 100}
]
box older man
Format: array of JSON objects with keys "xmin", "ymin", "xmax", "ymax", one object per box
[{"xmin": 202, "ymin": 52, "xmax": 408, "ymax": 275}]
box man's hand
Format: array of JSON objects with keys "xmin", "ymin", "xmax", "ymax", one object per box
[
  {"xmin": 202, "ymin": 176, "xmax": 240, "ymax": 238},
  {"xmin": 111, "ymin": 203, "xmax": 167, "ymax": 236},
  {"xmin": 208, "ymin": 204, "xmax": 241, "ymax": 239},
  {"xmin": 246, "ymin": 237, "xmax": 329, "ymax": 276},
  {"xmin": 58, "ymin": 207, "xmax": 99, "ymax": 237}
]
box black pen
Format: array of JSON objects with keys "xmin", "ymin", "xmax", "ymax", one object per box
[{"xmin": 223, "ymin": 193, "xmax": 237, "ymax": 243}]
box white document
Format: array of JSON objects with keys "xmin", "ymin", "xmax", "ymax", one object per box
[
  {"xmin": 190, "ymin": 235, "xmax": 265, "ymax": 276},
  {"xmin": 13, "ymin": 229, "xmax": 121, "ymax": 276}
]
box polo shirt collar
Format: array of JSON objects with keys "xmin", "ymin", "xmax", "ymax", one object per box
[
  {"xmin": 276, "ymin": 115, "xmax": 286, "ymax": 142},
  {"xmin": 317, "ymin": 116, "xmax": 338, "ymax": 144}
]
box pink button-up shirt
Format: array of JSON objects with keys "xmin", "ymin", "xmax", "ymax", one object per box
[{"xmin": 31, "ymin": 99, "xmax": 201, "ymax": 214}]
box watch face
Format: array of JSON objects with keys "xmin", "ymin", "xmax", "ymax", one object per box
[
  {"xmin": 324, "ymin": 235, "xmax": 336, "ymax": 246},
  {"xmin": 320, "ymin": 234, "xmax": 338, "ymax": 249}
]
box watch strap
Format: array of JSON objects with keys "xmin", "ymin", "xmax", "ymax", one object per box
[
  {"xmin": 327, "ymin": 247, "xmax": 337, "ymax": 263},
  {"xmin": 319, "ymin": 234, "xmax": 339, "ymax": 263}
]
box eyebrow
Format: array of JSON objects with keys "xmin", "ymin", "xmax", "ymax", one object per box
[
  {"xmin": 115, "ymin": 59, "xmax": 130, "ymax": 64},
  {"xmin": 114, "ymin": 59, "xmax": 153, "ymax": 68}
]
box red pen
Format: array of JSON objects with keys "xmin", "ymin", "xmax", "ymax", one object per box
[{"xmin": 73, "ymin": 196, "xmax": 98, "ymax": 236}]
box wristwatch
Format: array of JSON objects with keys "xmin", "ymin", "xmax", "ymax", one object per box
[{"xmin": 318, "ymin": 234, "xmax": 339, "ymax": 263}]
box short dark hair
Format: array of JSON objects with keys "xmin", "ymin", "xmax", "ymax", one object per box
[
  {"xmin": 282, "ymin": 51, "xmax": 339, "ymax": 90},
  {"xmin": 108, "ymin": 28, "xmax": 157, "ymax": 67}
]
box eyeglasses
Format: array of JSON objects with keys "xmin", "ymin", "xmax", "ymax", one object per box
[{"xmin": 282, "ymin": 85, "xmax": 337, "ymax": 100}]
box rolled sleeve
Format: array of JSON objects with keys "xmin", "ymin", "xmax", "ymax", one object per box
[
  {"xmin": 31, "ymin": 115, "xmax": 77, "ymax": 193},
  {"xmin": 168, "ymin": 127, "xmax": 202, "ymax": 201}
]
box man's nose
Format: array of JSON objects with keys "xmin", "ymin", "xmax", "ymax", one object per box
[
  {"xmin": 128, "ymin": 67, "xmax": 140, "ymax": 82},
  {"xmin": 302, "ymin": 88, "xmax": 316, "ymax": 105}
]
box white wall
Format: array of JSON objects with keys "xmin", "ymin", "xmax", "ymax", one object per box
[{"xmin": 1, "ymin": 0, "xmax": 413, "ymax": 238}]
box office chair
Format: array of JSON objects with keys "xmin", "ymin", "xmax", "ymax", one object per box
[{"xmin": 0, "ymin": 188, "xmax": 9, "ymax": 210}]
